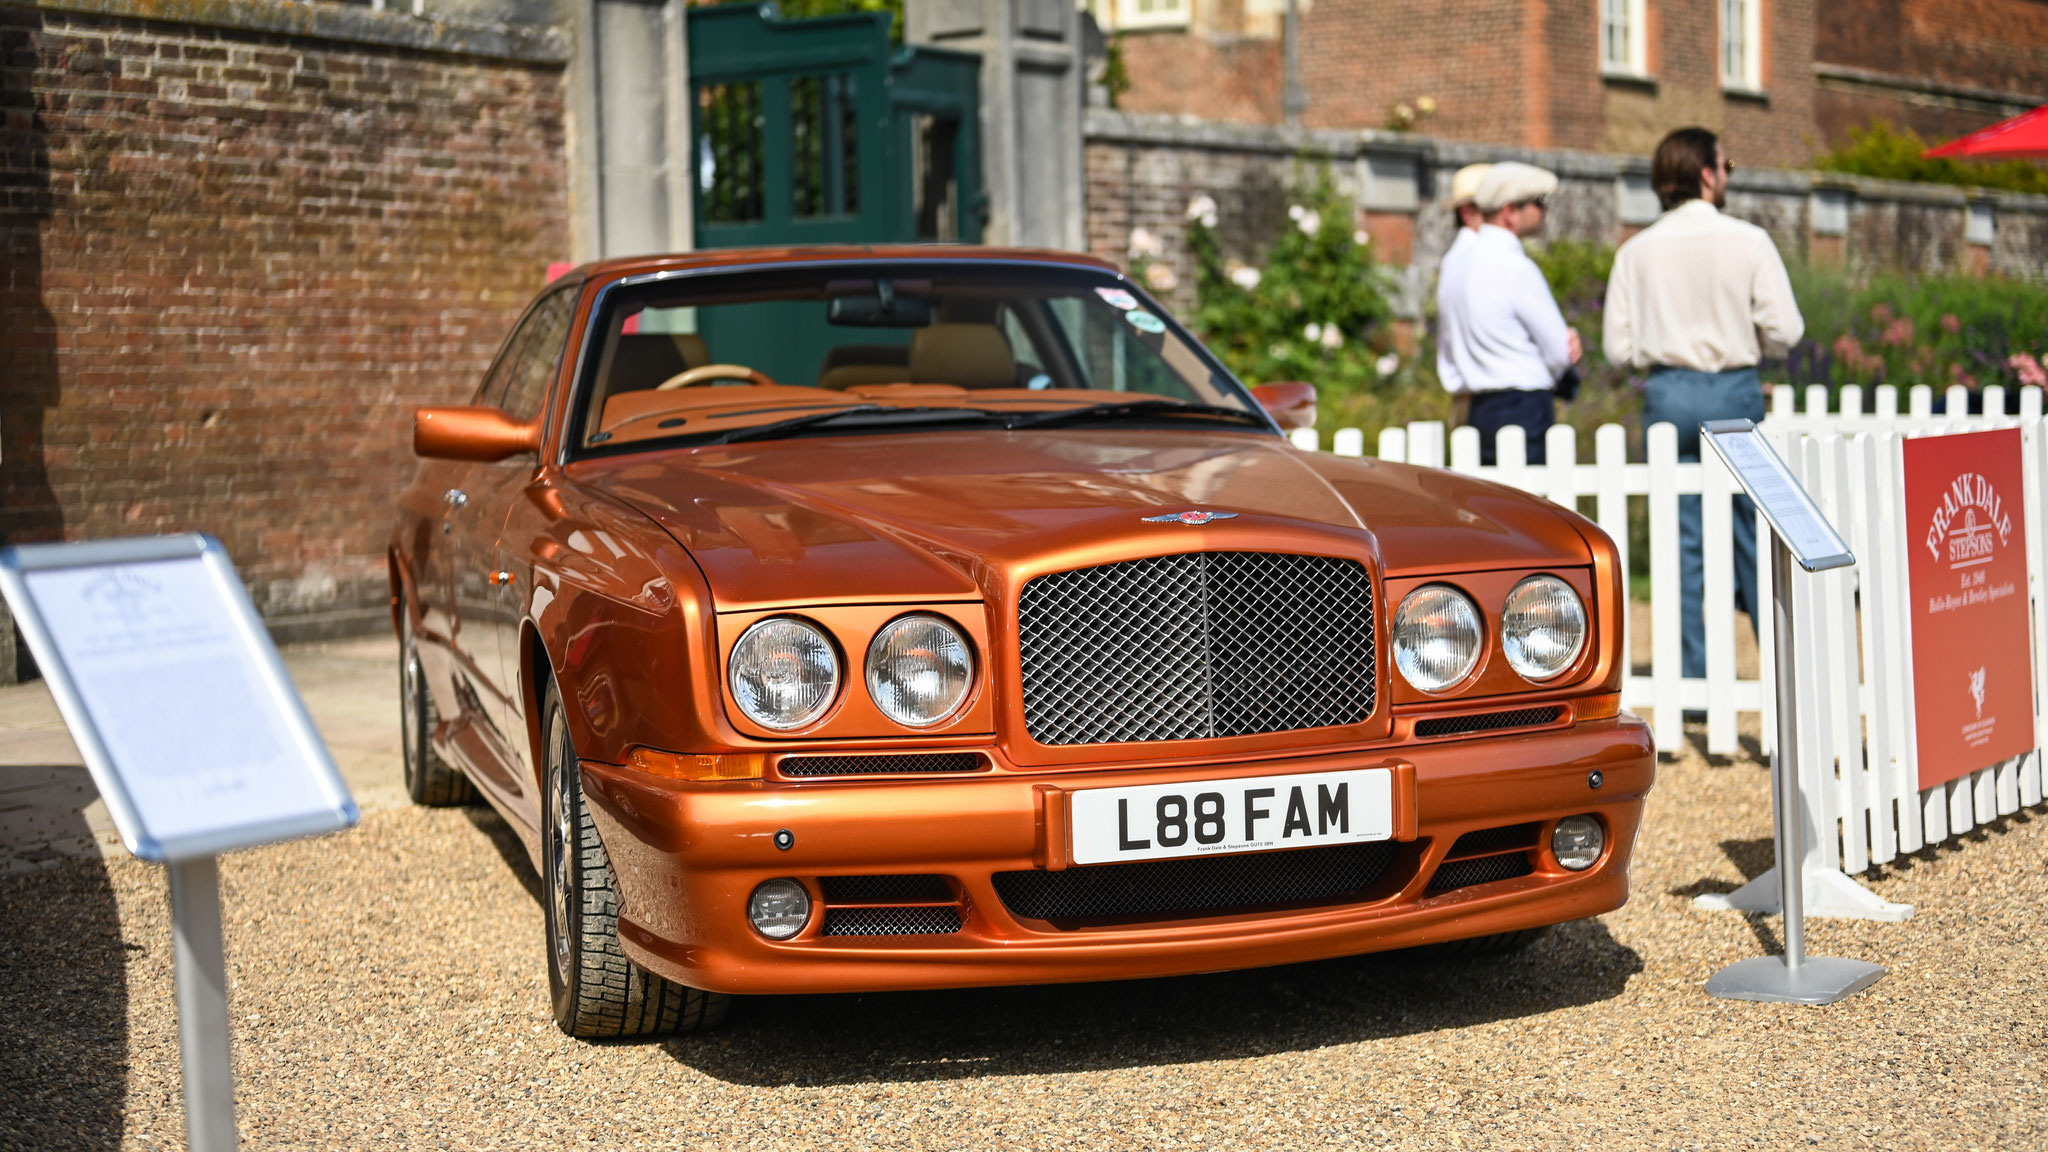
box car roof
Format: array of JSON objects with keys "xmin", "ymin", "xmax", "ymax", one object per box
[{"xmin": 558, "ymin": 245, "xmax": 1125, "ymax": 287}]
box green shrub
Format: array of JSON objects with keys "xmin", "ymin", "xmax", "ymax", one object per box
[
  {"xmin": 1814, "ymin": 120, "xmax": 2048, "ymax": 197},
  {"xmin": 1176, "ymin": 168, "xmax": 1403, "ymax": 402}
]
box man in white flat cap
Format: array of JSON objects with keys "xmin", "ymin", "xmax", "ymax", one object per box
[
  {"xmin": 1438, "ymin": 161, "xmax": 1581, "ymax": 464},
  {"xmin": 1434, "ymin": 163, "xmax": 1492, "ymax": 411}
]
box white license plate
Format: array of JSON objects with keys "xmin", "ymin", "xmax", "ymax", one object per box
[{"xmin": 1069, "ymin": 768, "xmax": 1394, "ymax": 865}]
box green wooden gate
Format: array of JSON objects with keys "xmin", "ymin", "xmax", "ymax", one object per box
[{"xmin": 689, "ymin": 2, "xmax": 985, "ymax": 249}]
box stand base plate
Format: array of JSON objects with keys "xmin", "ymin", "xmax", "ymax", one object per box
[{"xmin": 1705, "ymin": 955, "xmax": 1886, "ymax": 1005}]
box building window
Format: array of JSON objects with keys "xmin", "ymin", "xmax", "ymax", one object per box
[
  {"xmin": 1113, "ymin": 0, "xmax": 1191, "ymax": 30},
  {"xmin": 1721, "ymin": 0, "xmax": 1763, "ymax": 90},
  {"xmin": 1600, "ymin": 0, "xmax": 1647, "ymax": 77}
]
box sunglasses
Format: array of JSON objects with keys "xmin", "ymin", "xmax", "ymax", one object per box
[
  {"xmin": 1720, "ymin": 158, "xmax": 1736, "ymax": 174},
  {"xmin": 1515, "ymin": 195, "xmax": 1551, "ymax": 210}
]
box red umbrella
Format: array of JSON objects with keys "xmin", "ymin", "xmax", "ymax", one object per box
[{"xmin": 1922, "ymin": 104, "xmax": 2048, "ymax": 159}]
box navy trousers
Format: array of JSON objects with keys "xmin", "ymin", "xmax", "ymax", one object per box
[
  {"xmin": 1468, "ymin": 389, "xmax": 1554, "ymax": 465},
  {"xmin": 1643, "ymin": 367, "xmax": 1766, "ymax": 679}
]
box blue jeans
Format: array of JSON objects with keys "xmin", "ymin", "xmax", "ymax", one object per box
[
  {"xmin": 1643, "ymin": 367, "xmax": 1765, "ymax": 680},
  {"xmin": 1468, "ymin": 389, "xmax": 1554, "ymax": 465}
]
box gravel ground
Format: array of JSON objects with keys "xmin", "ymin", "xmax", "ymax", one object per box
[{"xmin": 3, "ymin": 654, "xmax": 2045, "ymax": 1149}]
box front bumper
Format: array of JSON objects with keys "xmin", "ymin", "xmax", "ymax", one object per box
[{"xmin": 581, "ymin": 715, "xmax": 1654, "ymax": 995}]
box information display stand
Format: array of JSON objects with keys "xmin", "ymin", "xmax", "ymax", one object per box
[
  {"xmin": 0, "ymin": 535, "xmax": 359, "ymax": 1150},
  {"xmin": 1697, "ymin": 422, "xmax": 1885, "ymax": 1006}
]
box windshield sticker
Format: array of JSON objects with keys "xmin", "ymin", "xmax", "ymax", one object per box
[
  {"xmin": 1095, "ymin": 287, "xmax": 1139, "ymax": 311},
  {"xmin": 1125, "ymin": 309, "xmax": 1167, "ymax": 335}
]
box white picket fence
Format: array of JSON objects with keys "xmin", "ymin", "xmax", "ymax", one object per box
[{"xmin": 1289, "ymin": 382, "xmax": 2048, "ymax": 894}]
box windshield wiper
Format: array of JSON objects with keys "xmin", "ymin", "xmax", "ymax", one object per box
[
  {"xmin": 1003, "ymin": 399, "xmax": 1271, "ymax": 431},
  {"xmin": 709, "ymin": 405, "xmax": 1012, "ymax": 445}
]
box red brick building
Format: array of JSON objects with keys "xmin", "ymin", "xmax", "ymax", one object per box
[{"xmin": 1101, "ymin": 0, "xmax": 2048, "ymax": 165}]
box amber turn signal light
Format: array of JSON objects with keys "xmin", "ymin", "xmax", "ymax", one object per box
[{"xmin": 629, "ymin": 749, "xmax": 767, "ymax": 781}]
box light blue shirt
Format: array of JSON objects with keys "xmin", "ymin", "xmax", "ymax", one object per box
[{"xmin": 1438, "ymin": 225, "xmax": 1573, "ymax": 394}]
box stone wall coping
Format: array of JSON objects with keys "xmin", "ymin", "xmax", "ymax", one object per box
[
  {"xmin": 5, "ymin": 0, "xmax": 570, "ymax": 64},
  {"xmin": 1086, "ymin": 108, "xmax": 2048, "ymax": 214}
]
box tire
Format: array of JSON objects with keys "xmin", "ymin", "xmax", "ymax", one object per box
[
  {"xmin": 540, "ymin": 682, "xmax": 729, "ymax": 1038},
  {"xmin": 1411, "ymin": 925, "xmax": 1551, "ymax": 959},
  {"xmin": 399, "ymin": 603, "xmax": 476, "ymax": 807}
]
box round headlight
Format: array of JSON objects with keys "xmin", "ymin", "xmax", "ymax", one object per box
[
  {"xmin": 1393, "ymin": 584, "xmax": 1484, "ymax": 692},
  {"xmin": 729, "ymin": 617, "xmax": 840, "ymax": 730},
  {"xmin": 748, "ymin": 879, "xmax": 811, "ymax": 939},
  {"xmin": 1501, "ymin": 575, "xmax": 1587, "ymax": 681},
  {"xmin": 1551, "ymin": 815, "xmax": 1605, "ymax": 871},
  {"xmin": 866, "ymin": 614, "xmax": 974, "ymax": 728}
]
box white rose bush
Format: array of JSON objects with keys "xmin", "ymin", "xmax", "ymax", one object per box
[{"xmin": 1180, "ymin": 169, "xmax": 1397, "ymax": 398}]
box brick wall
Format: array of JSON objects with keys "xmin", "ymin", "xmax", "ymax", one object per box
[
  {"xmin": 1, "ymin": 1, "xmax": 569, "ymax": 671},
  {"xmin": 1814, "ymin": 0, "xmax": 2048, "ymax": 145},
  {"xmin": 1116, "ymin": 0, "xmax": 1857, "ymax": 167},
  {"xmin": 1599, "ymin": 0, "xmax": 1817, "ymax": 167}
]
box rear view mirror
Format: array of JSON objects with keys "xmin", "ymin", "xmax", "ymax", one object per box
[
  {"xmin": 414, "ymin": 406, "xmax": 541, "ymax": 461},
  {"xmin": 827, "ymin": 278, "xmax": 935, "ymax": 327},
  {"xmin": 1250, "ymin": 381, "xmax": 1317, "ymax": 432}
]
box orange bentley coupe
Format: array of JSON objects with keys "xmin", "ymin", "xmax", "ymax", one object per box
[{"xmin": 391, "ymin": 247, "xmax": 1654, "ymax": 1038}]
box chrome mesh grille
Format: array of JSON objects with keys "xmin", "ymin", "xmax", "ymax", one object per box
[
  {"xmin": 1018, "ymin": 552, "xmax": 1376, "ymax": 745},
  {"xmin": 1414, "ymin": 706, "xmax": 1564, "ymax": 739},
  {"xmin": 821, "ymin": 907, "xmax": 963, "ymax": 936},
  {"xmin": 1427, "ymin": 852, "xmax": 1535, "ymax": 894},
  {"xmin": 993, "ymin": 842, "xmax": 1394, "ymax": 923},
  {"xmin": 780, "ymin": 753, "xmax": 986, "ymax": 778}
]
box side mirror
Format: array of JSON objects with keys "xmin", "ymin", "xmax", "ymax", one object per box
[
  {"xmin": 1249, "ymin": 381, "xmax": 1317, "ymax": 432},
  {"xmin": 414, "ymin": 406, "xmax": 542, "ymax": 462}
]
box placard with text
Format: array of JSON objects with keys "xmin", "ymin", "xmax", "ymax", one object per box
[{"xmin": 1902, "ymin": 429, "xmax": 2035, "ymax": 790}]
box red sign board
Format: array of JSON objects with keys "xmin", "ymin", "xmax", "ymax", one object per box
[{"xmin": 1901, "ymin": 428, "xmax": 2035, "ymax": 790}]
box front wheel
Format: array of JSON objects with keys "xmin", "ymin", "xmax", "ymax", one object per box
[{"xmin": 540, "ymin": 681, "xmax": 729, "ymax": 1037}]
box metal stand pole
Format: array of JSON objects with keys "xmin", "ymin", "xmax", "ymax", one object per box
[
  {"xmin": 1706, "ymin": 540, "xmax": 1885, "ymax": 1004},
  {"xmin": 168, "ymin": 855, "xmax": 240, "ymax": 1151}
]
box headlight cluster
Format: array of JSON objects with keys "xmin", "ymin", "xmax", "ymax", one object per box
[
  {"xmin": 1392, "ymin": 575, "xmax": 1586, "ymax": 693},
  {"xmin": 729, "ymin": 613, "xmax": 974, "ymax": 731}
]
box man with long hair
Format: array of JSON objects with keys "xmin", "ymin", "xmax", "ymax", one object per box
[{"xmin": 1604, "ymin": 126, "xmax": 1804, "ymax": 684}]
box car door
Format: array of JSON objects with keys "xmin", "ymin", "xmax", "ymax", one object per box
[
  {"xmin": 444, "ymin": 287, "xmax": 576, "ymax": 812},
  {"xmin": 467, "ymin": 285, "xmax": 578, "ymax": 827}
]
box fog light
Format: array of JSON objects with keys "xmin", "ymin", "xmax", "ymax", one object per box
[
  {"xmin": 748, "ymin": 879, "xmax": 811, "ymax": 939},
  {"xmin": 1551, "ymin": 816, "xmax": 1604, "ymax": 871}
]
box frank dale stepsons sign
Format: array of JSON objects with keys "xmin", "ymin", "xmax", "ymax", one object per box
[{"xmin": 1902, "ymin": 429, "xmax": 2035, "ymax": 790}]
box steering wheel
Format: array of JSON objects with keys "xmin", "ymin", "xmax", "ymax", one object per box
[{"xmin": 655, "ymin": 363, "xmax": 780, "ymax": 390}]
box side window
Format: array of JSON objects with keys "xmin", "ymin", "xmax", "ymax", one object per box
[
  {"xmin": 474, "ymin": 287, "xmax": 578, "ymax": 418},
  {"xmin": 499, "ymin": 290, "xmax": 579, "ymax": 422}
]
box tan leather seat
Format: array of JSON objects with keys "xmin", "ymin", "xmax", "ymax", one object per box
[
  {"xmin": 908, "ymin": 324, "xmax": 1016, "ymax": 390},
  {"xmin": 604, "ymin": 333, "xmax": 710, "ymax": 393},
  {"xmin": 818, "ymin": 343, "xmax": 910, "ymax": 391}
]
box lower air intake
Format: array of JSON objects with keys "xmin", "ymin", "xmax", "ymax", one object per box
[
  {"xmin": 1427, "ymin": 852, "xmax": 1535, "ymax": 894},
  {"xmin": 780, "ymin": 753, "xmax": 986, "ymax": 777},
  {"xmin": 1414, "ymin": 706, "xmax": 1565, "ymax": 738},
  {"xmin": 994, "ymin": 842, "xmax": 1395, "ymax": 924},
  {"xmin": 821, "ymin": 907, "xmax": 963, "ymax": 936}
]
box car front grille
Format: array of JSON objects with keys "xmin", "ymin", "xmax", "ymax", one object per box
[
  {"xmin": 1017, "ymin": 551, "xmax": 1376, "ymax": 745},
  {"xmin": 993, "ymin": 841, "xmax": 1395, "ymax": 924}
]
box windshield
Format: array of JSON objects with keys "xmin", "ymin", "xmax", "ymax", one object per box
[{"xmin": 569, "ymin": 262, "xmax": 1267, "ymax": 453}]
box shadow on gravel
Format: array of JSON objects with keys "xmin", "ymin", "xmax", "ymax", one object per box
[
  {"xmin": 464, "ymin": 805, "xmax": 543, "ymax": 906},
  {"xmin": 663, "ymin": 918, "xmax": 1642, "ymax": 1087},
  {"xmin": 0, "ymin": 847, "xmax": 128, "ymax": 1150},
  {"xmin": 1666, "ymin": 836, "xmax": 1775, "ymax": 900}
]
